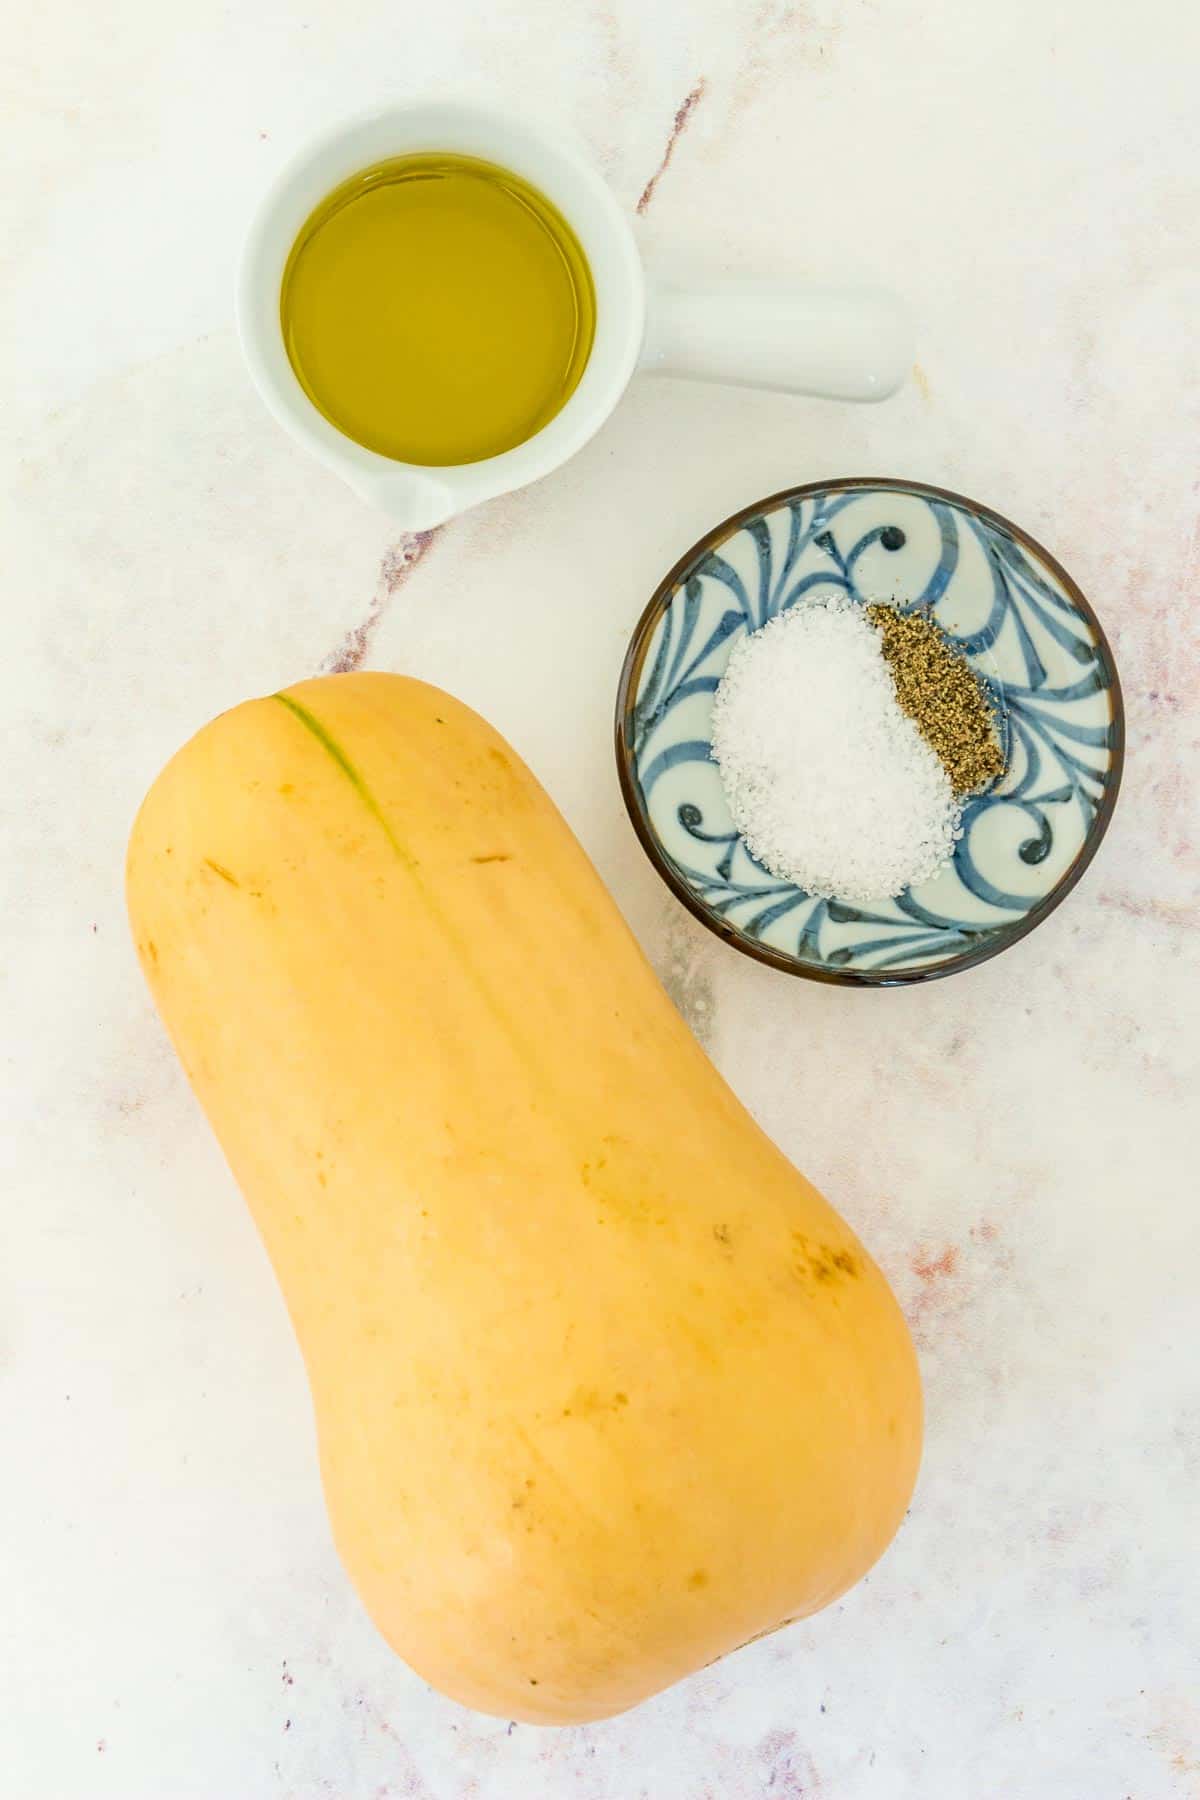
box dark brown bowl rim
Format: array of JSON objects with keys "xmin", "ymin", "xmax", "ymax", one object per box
[{"xmin": 614, "ymin": 476, "xmax": 1126, "ymax": 988}]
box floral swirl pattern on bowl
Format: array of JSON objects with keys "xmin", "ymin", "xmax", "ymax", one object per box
[{"xmin": 615, "ymin": 479, "xmax": 1124, "ymax": 984}]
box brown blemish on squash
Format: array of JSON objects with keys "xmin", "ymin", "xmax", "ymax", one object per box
[
  {"xmin": 712, "ymin": 1222, "xmax": 732, "ymax": 1247},
  {"xmin": 581, "ymin": 1151, "xmax": 673, "ymax": 1234},
  {"xmin": 561, "ymin": 1387, "xmax": 630, "ymax": 1420},
  {"xmin": 790, "ymin": 1231, "xmax": 861, "ymax": 1285},
  {"xmin": 470, "ymin": 853, "xmax": 511, "ymax": 863},
  {"xmin": 203, "ymin": 858, "xmax": 240, "ymax": 887},
  {"xmin": 687, "ymin": 1568, "xmax": 709, "ymax": 1590},
  {"xmin": 145, "ymin": 940, "xmax": 158, "ymax": 964},
  {"xmin": 714, "ymin": 1611, "xmax": 804, "ymax": 1664}
]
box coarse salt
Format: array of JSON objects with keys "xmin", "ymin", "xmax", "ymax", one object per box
[{"xmin": 710, "ymin": 595, "xmax": 961, "ymax": 903}]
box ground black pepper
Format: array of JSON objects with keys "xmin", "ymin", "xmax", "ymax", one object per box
[{"xmin": 867, "ymin": 604, "xmax": 1005, "ymax": 794}]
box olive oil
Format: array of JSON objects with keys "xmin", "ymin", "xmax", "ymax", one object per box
[{"xmin": 280, "ymin": 152, "xmax": 596, "ymax": 467}]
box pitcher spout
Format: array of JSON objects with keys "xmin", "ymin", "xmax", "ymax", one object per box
[{"xmin": 346, "ymin": 468, "xmax": 459, "ymax": 529}]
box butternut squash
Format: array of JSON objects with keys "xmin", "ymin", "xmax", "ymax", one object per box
[{"xmin": 126, "ymin": 672, "xmax": 921, "ymax": 1724}]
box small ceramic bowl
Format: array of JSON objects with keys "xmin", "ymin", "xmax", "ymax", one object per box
[{"xmin": 615, "ymin": 478, "xmax": 1124, "ymax": 985}]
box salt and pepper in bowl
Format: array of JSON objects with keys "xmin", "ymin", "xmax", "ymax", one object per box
[{"xmin": 615, "ymin": 478, "xmax": 1124, "ymax": 985}]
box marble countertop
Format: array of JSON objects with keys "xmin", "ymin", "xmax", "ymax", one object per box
[{"xmin": 4, "ymin": 0, "xmax": 1198, "ymax": 1794}]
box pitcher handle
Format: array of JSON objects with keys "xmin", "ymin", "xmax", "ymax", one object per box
[{"xmin": 639, "ymin": 283, "xmax": 913, "ymax": 402}]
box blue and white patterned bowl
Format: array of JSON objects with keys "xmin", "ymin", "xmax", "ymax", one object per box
[{"xmin": 615, "ymin": 479, "xmax": 1124, "ymax": 985}]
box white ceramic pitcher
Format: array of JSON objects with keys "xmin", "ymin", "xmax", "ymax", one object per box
[{"xmin": 238, "ymin": 101, "xmax": 913, "ymax": 530}]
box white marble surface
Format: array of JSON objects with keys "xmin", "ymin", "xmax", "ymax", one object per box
[{"xmin": 4, "ymin": 1, "xmax": 1199, "ymax": 1794}]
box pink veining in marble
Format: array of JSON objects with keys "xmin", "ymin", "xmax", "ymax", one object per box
[
  {"xmin": 322, "ymin": 530, "xmax": 440, "ymax": 674},
  {"xmin": 636, "ymin": 80, "xmax": 708, "ymax": 214},
  {"xmin": 902, "ymin": 1222, "xmax": 1014, "ymax": 1352}
]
